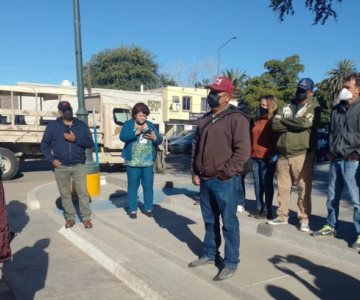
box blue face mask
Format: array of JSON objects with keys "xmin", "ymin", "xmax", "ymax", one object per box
[{"xmin": 207, "ymin": 92, "xmax": 221, "ymax": 109}]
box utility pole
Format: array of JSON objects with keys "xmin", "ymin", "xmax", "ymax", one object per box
[
  {"xmin": 73, "ymin": 0, "xmax": 100, "ymax": 196},
  {"xmin": 217, "ymin": 36, "xmax": 237, "ymax": 76}
]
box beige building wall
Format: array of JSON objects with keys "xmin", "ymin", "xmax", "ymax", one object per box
[{"xmin": 161, "ymin": 86, "xmax": 209, "ymax": 137}]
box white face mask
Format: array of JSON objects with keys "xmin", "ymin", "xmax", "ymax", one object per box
[{"xmin": 338, "ymin": 88, "xmax": 353, "ymax": 101}]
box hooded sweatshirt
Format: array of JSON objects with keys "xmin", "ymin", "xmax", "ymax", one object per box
[{"xmin": 191, "ymin": 105, "xmax": 251, "ymax": 179}]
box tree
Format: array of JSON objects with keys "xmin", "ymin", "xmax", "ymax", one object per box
[
  {"xmin": 314, "ymin": 79, "xmax": 332, "ymax": 126},
  {"xmin": 324, "ymin": 59, "xmax": 357, "ymax": 103},
  {"xmin": 222, "ymin": 68, "xmax": 250, "ymax": 102},
  {"xmin": 269, "ymin": 0, "xmax": 343, "ymax": 25},
  {"xmin": 243, "ymin": 76, "xmax": 282, "ymax": 115},
  {"xmin": 243, "ymin": 55, "xmax": 305, "ymax": 117},
  {"xmin": 84, "ymin": 46, "xmax": 176, "ymax": 91}
]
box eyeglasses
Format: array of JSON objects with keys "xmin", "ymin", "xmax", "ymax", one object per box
[{"xmin": 136, "ymin": 114, "xmax": 147, "ymax": 118}]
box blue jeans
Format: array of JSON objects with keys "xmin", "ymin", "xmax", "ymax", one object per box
[
  {"xmin": 199, "ymin": 176, "xmax": 240, "ymax": 269},
  {"xmin": 126, "ymin": 166, "xmax": 154, "ymax": 213},
  {"xmin": 252, "ymin": 158, "xmax": 276, "ymax": 212},
  {"xmin": 326, "ymin": 160, "xmax": 360, "ymax": 234},
  {"xmin": 236, "ymin": 174, "xmax": 246, "ymax": 207}
]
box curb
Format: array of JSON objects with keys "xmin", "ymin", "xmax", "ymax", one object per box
[
  {"xmin": 164, "ymin": 194, "xmax": 360, "ymax": 267},
  {"xmin": 26, "ymin": 181, "xmax": 57, "ymax": 210}
]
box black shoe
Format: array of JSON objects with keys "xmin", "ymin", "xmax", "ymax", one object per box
[
  {"xmin": 213, "ymin": 267, "xmax": 236, "ymax": 281},
  {"xmin": 248, "ymin": 210, "xmax": 260, "ymax": 218},
  {"xmin": 129, "ymin": 212, "xmax": 137, "ymax": 219},
  {"xmin": 255, "ymin": 211, "xmax": 267, "ymax": 219},
  {"xmin": 143, "ymin": 210, "xmax": 153, "ymax": 218},
  {"xmin": 188, "ymin": 256, "xmax": 214, "ymax": 268}
]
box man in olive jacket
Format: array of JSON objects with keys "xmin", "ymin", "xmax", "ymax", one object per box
[
  {"xmin": 188, "ymin": 77, "xmax": 251, "ymax": 281},
  {"xmin": 268, "ymin": 78, "xmax": 320, "ymax": 232}
]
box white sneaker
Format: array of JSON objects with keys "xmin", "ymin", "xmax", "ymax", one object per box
[
  {"xmin": 237, "ymin": 205, "xmax": 245, "ymax": 212},
  {"xmin": 267, "ymin": 217, "xmax": 288, "ymax": 225},
  {"xmin": 299, "ymin": 223, "xmax": 310, "ymax": 232}
]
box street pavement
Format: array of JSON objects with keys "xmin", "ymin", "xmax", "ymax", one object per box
[{"xmin": 1, "ymin": 157, "xmax": 360, "ymax": 299}]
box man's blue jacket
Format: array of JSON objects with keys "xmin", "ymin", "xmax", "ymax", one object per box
[{"xmin": 41, "ymin": 118, "xmax": 94, "ymax": 166}]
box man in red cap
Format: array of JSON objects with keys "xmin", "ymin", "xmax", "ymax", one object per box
[{"xmin": 188, "ymin": 76, "xmax": 251, "ymax": 280}]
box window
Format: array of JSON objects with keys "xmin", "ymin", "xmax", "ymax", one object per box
[
  {"xmin": 182, "ymin": 96, "xmax": 191, "ymax": 111},
  {"xmin": 113, "ymin": 108, "xmax": 131, "ymax": 126},
  {"xmin": 201, "ymin": 97, "xmax": 208, "ymax": 112}
]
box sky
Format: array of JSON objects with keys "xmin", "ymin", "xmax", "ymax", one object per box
[{"xmin": 0, "ymin": 0, "xmax": 359, "ymax": 87}]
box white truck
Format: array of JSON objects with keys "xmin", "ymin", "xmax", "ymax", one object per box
[{"xmin": 0, "ymin": 84, "xmax": 133, "ymax": 180}]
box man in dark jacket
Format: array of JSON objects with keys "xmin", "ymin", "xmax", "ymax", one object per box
[
  {"xmin": 188, "ymin": 77, "xmax": 251, "ymax": 281},
  {"xmin": 313, "ymin": 73, "xmax": 360, "ymax": 250},
  {"xmin": 41, "ymin": 101, "xmax": 94, "ymax": 229}
]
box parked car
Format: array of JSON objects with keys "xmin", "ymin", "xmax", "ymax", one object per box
[
  {"xmin": 168, "ymin": 130, "xmax": 195, "ymax": 144},
  {"xmin": 168, "ymin": 132, "xmax": 196, "ymax": 154}
]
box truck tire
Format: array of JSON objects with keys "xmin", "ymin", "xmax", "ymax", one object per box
[{"xmin": 0, "ymin": 147, "xmax": 19, "ymax": 180}]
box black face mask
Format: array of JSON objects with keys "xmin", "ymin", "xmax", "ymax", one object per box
[
  {"xmin": 295, "ymin": 88, "xmax": 308, "ymax": 102},
  {"xmin": 62, "ymin": 109, "xmax": 73, "ymax": 121},
  {"xmin": 259, "ymin": 107, "xmax": 268, "ymax": 116},
  {"xmin": 207, "ymin": 92, "xmax": 221, "ymax": 109}
]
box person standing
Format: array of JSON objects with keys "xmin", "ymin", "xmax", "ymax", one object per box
[
  {"xmin": 188, "ymin": 77, "xmax": 251, "ymax": 281},
  {"xmin": 41, "ymin": 101, "xmax": 94, "ymax": 229},
  {"xmin": 0, "ymin": 153, "xmax": 11, "ymax": 262},
  {"xmin": 120, "ymin": 102, "xmax": 163, "ymax": 219},
  {"xmin": 312, "ymin": 74, "xmax": 360, "ymax": 250},
  {"xmin": 268, "ymin": 78, "xmax": 320, "ymax": 232},
  {"xmin": 248, "ymin": 95, "xmax": 278, "ymax": 220},
  {"xmin": 236, "ymin": 101, "xmax": 252, "ymax": 213}
]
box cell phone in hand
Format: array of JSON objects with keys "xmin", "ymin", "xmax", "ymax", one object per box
[
  {"xmin": 143, "ymin": 128, "xmax": 152, "ymax": 135},
  {"xmin": 64, "ymin": 126, "xmax": 71, "ymax": 134}
]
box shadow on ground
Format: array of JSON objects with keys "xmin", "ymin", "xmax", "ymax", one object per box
[
  {"xmin": 267, "ymin": 254, "xmax": 360, "ymax": 300},
  {"xmin": 152, "ymin": 204, "xmax": 203, "ymax": 257}
]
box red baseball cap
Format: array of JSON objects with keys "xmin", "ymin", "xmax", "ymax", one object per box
[
  {"xmin": 57, "ymin": 101, "xmax": 72, "ymax": 112},
  {"xmin": 205, "ymin": 76, "xmax": 234, "ymax": 95}
]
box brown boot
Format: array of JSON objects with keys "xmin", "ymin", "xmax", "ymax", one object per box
[
  {"xmin": 65, "ymin": 219, "xmax": 75, "ymax": 229},
  {"xmin": 83, "ymin": 220, "xmax": 93, "ymax": 229}
]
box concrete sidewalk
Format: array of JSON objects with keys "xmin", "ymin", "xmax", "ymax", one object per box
[{"xmin": 2, "ymin": 162, "xmax": 360, "ymax": 299}]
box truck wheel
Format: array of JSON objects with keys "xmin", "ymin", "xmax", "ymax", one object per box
[{"xmin": 0, "ymin": 147, "xmax": 19, "ymax": 180}]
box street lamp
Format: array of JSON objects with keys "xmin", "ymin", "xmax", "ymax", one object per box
[
  {"xmin": 217, "ymin": 36, "xmax": 237, "ymax": 76},
  {"xmin": 73, "ymin": 0, "xmax": 100, "ymax": 196}
]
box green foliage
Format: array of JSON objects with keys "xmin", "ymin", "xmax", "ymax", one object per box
[
  {"xmin": 243, "ymin": 55, "xmax": 304, "ymax": 117},
  {"xmin": 314, "ymin": 80, "xmax": 332, "ymax": 126},
  {"xmin": 324, "ymin": 59, "xmax": 357, "ymax": 100},
  {"xmin": 243, "ymin": 76, "xmax": 281, "ymax": 115},
  {"xmin": 222, "ymin": 68, "xmax": 250, "ymax": 102},
  {"xmin": 84, "ymin": 46, "xmax": 177, "ymax": 91},
  {"xmin": 269, "ymin": 0, "xmax": 343, "ymax": 25}
]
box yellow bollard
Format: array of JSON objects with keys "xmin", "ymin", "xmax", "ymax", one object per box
[{"xmin": 87, "ymin": 172, "xmax": 100, "ymax": 197}]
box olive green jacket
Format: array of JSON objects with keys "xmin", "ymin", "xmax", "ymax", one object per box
[{"xmin": 272, "ymin": 97, "xmax": 321, "ymax": 157}]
